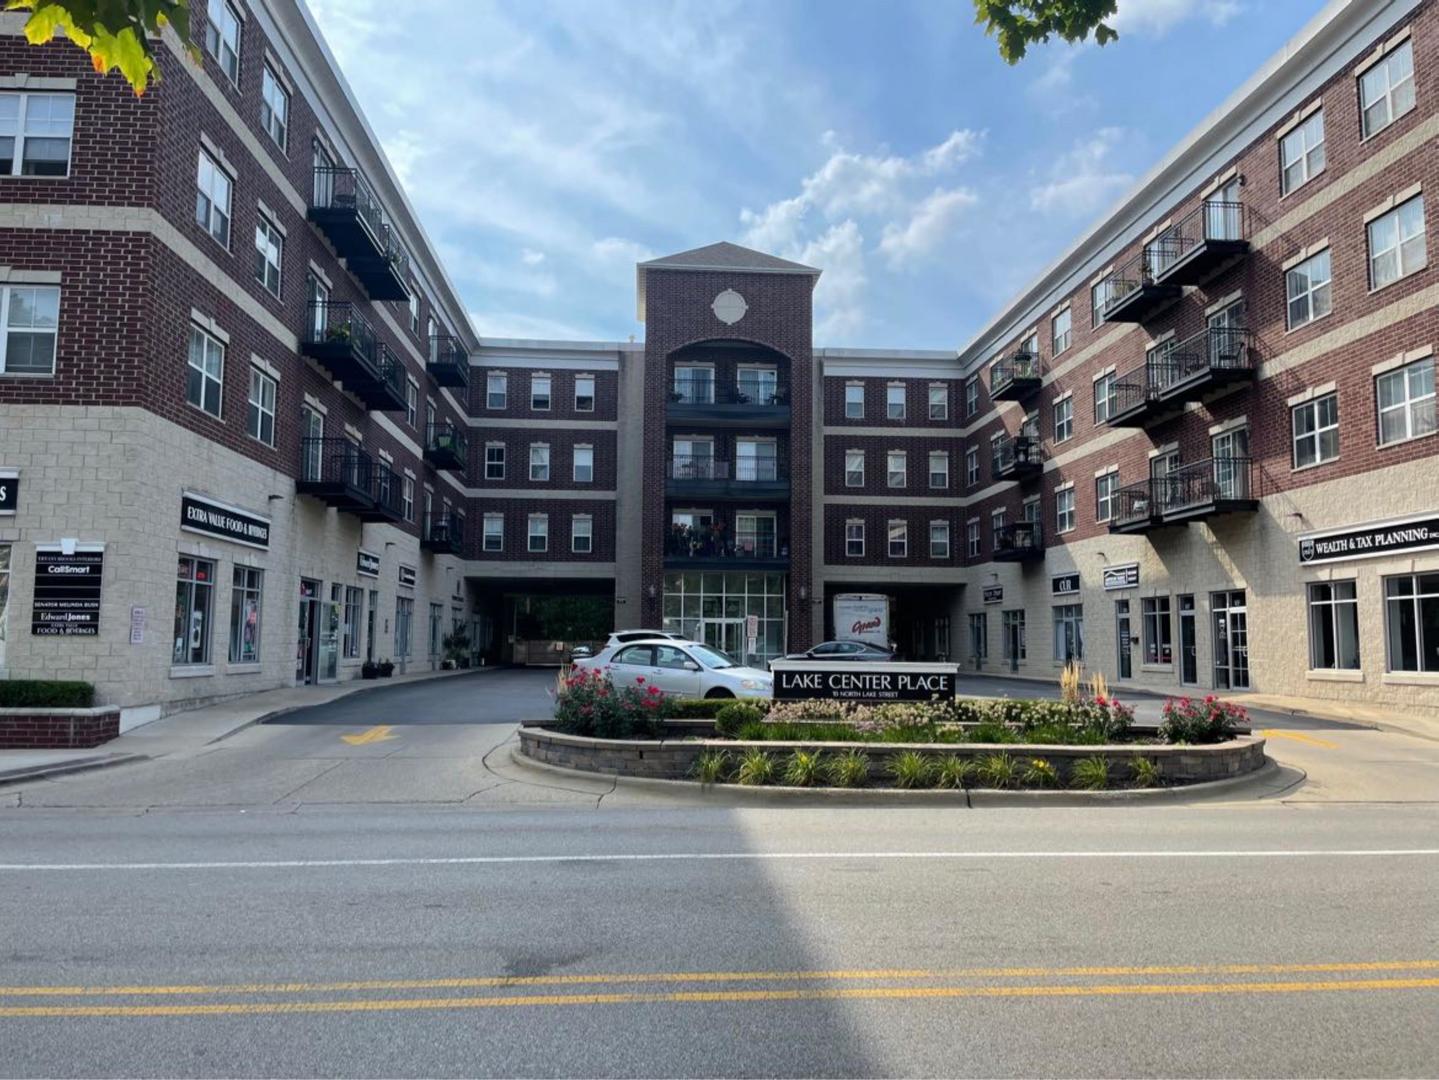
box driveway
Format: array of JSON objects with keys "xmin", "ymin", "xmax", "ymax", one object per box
[{"xmin": 265, "ymin": 666, "xmax": 557, "ymax": 726}]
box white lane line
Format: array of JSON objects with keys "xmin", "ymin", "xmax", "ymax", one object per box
[{"xmin": 1, "ymin": 849, "xmax": 1437, "ymax": 871}]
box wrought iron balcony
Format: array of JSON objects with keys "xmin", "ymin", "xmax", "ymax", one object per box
[
  {"xmin": 663, "ymin": 524, "xmax": 789, "ymax": 570},
  {"xmin": 988, "ymin": 349, "xmax": 1043, "ymax": 402},
  {"xmin": 994, "ymin": 433, "xmax": 1044, "ymax": 481},
  {"xmin": 360, "ymin": 460, "xmax": 406, "ymax": 524},
  {"xmin": 666, "ymin": 378, "xmax": 791, "ymax": 428},
  {"xmin": 1148, "ymin": 201, "xmax": 1249, "ymax": 287},
  {"xmin": 427, "ymin": 334, "xmax": 470, "ymax": 390},
  {"xmin": 993, "ymin": 521, "xmax": 1044, "ymax": 562},
  {"xmin": 307, "ymin": 166, "xmax": 411, "ymax": 301},
  {"xmin": 423, "ymin": 421, "xmax": 468, "ymax": 473},
  {"xmin": 421, "ymin": 511, "xmax": 464, "ymax": 555},
  {"xmin": 1099, "ymin": 248, "xmax": 1182, "ymax": 324},
  {"xmin": 301, "ymin": 301, "xmax": 406, "ymax": 412},
  {"xmin": 296, "ymin": 437, "xmax": 375, "ymax": 516},
  {"xmin": 1108, "ymin": 457, "xmax": 1257, "ymax": 534},
  {"xmin": 1109, "ymin": 479, "xmax": 1161, "ymax": 534},
  {"xmin": 1107, "ymin": 327, "xmax": 1256, "ymax": 428},
  {"xmin": 665, "ymin": 455, "xmax": 789, "ymax": 500}
]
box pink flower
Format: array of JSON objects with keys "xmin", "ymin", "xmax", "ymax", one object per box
[{"xmin": 635, "ymin": 676, "xmax": 645, "ymax": 685}]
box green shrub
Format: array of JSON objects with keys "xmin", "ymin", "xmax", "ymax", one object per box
[
  {"xmin": 825, "ymin": 750, "xmax": 870, "ymax": 788},
  {"xmin": 967, "ymin": 720, "xmax": 1019, "ymax": 744},
  {"xmin": 0, "ymin": 680, "xmax": 95, "ymax": 709},
  {"xmin": 1021, "ymin": 757, "xmax": 1061, "ymax": 788},
  {"xmin": 1160, "ymin": 696, "xmax": 1247, "ymax": 744},
  {"xmin": 552, "ymin": 667, "xmax": 669, "ymax": 738},
  {"xmin": 888, "ymin": 750, "xmax": 936, "ymax": 789},
  {"xmin": 1129, "ymin": 756, "xmax": 1162, "ymax": 788},
  {"xmin": 691, "ymin": 750, "xmax": 732, "ymax": 784},
  {"xmin": 715, "ymin": 702, "xmax": 765, "ymax": 738},
  {"xmin": 974, "ymin": 752, "xmax": 1018, "ymax": 789},
  {"xmin": 735, "ymin": 748, "xmax": 777, "ymax": 786},
  {"xmin": 672, "ymin": 698, "xmax": 771, "ymax": 720},
  {"xmin": 934, "ymin": 756, "xmax": 973, "ymax": 790},
  {"xmin": 782, "ymin": 750, "xmax": 826, "ymax": 787},
  {"xmin": 1071, "ymin": 755, "xmax": 1111, "ymax": 791}
]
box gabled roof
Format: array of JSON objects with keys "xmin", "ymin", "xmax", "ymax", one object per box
[{"xmin": 637, "ymin": 242, "xmax": 820, "ymax": 320}]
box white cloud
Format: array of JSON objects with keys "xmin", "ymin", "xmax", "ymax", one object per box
[
  {"xmin": 1029, "ymin": 128, "xmax": 1134, "ymax": 217},
  {"xmin": 520, "ymin": 249, "xmax": 546, "ymax": 265},
  {"xmin": 801, "ymin": 222, "xmax": 866, "ymax": 343},
  {"xmin": 1112, "ymin": 0, "xmax": 1243, "ymax": 36},
  {"xmin": 878, "ymin": 188, "xmax": 979, "ymax": 268}
]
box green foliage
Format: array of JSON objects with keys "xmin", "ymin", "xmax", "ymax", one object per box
[
  {"xmin": 972, "ymin": 0, "xmax": 1119, "ymax": 64},
  {"xmin": 967, "ymin": 719, "xmax": 1020, "ymax": 744},
  {"xmin": 1160, "ymin": 695, "xmax": 1248, "ymax": 744},
  {"xmin": 934, "ymin": 755, "xmax": 974, "ymax": 790},
  {"xmin": 551, "ymin": 666, "xmax": 669, "ymax": 738},
  {"xmin": 0, "ymin": 679, "xmax": 95, "ymax": 708},
  {"xmin": 974, "ymin": 752, "xmax": 1018, "ymax": 789},
  {"xmin": 782, "ymin": 749, "xmax": 825, "ymax": 787},
  {"xmin": 825, "ymin": 749, "xmax": 870, "ymax": 788},
  {"xmin": 888, "ymin": 751, "xmax": 936, "ymax": 790},
  {"xmin": 735, "ymin": 748, "xmax": 776, "ymax": 786},
  {"xmin": 1021, "ymin": 757, "xmax": 1061, "ymax": 789},
  {"xmin": 714, "ymin": 701, "xmax": 764, "ymax": 739},
  {"xmin": 1071, "ymin": 755, "xmax": 1111, "ymax": 791},
  {"xmin": 691, "ymin": 750, "xmax": 732, "ymax": 785},
  {"xmin": 1129, "ymin": 756, "xmax": 1162, "ymax": 789},
  {"xmin": 8, "ymin": 0, "xmax": 194, "ymax": 96},
  {"xmin": 514, "ymin": 595, "xmax": 612, "ymax": 642}
]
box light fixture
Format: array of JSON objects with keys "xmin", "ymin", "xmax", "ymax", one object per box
[
  {"xmin": 799, "ymin": 585, "xmax": 808, "ymax": 601},
  {"xmin": 266, "ymin": 494, "xmax": 284, "ymax": 502},
  {"xmin": 646, "ymin": 584, "xmax": 657, "ymax": 599}
]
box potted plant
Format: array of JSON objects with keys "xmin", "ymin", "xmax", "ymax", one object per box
[
  {"xmin": 326, "ymin": 323, "xmax": 352, "ymax": 345},
  {"xmin": 361, "ymin": 660, "xmax": 380, "ymax": 680},
  {"xmin": 378, "ymin": 659, "xmax": 395, "ymax": 678},
  {"xmin": 442, "ymin": 629, "xmax": 471, "ymax": 669}
]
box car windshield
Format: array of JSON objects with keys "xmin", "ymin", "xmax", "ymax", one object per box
[{"xmin": 688, "ymin": 644, "xmax": 737, "ymax": 669}]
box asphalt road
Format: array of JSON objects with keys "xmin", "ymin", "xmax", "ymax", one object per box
[
  {"xmin": 267, "ymin": 668, "xmax": 555, "ymax": 725},
  {"xmin": 2, "ymin": 669, "xmax": 1437, "ymax": 1077}
]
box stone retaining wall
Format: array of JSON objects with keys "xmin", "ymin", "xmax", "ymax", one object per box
[
  {"xmin": 0, "ymin": 707, "xmax": 122, "ymax": 749},
  {"xmin": 518, "ymin": 726, "xmax": 1268, "ymax": 787}
]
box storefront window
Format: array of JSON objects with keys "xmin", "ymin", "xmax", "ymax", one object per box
[
  {"xmin": 1142, "ymin": 596, "xmax": 1172, "ymax": 665},
  {"xmin": 1307, "ymin": 581, "xmax": 1359, "ymax": 670},
  {"xmin": 661, "ymin": 571, "xmax": 785, "ymax": 669},
  {"xmin": 227, "ymin": 566, "xmax": 263, "ymax": 664},
  {"xmin": 174, "ymin": 556, "xmax": 215, "ymax": 665},
  {"xmin": 1385, "ymin": 573, "xmax": 1439, "ymax": 673},
  {"xmin": 395, "ymin": 597, "xmax": 414, "ymax": 658},
  {"xmin": 343, "ymin": 586, "xmax": 363, "ymax": 659},
  {"xmin": 1053, "ymin": 604, "xmax": 1084, "ymax": 663}
]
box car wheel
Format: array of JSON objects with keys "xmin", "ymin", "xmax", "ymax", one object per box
[{"xmin": 703, "ymin": 687, "xmax": 734, "ymax": 700}]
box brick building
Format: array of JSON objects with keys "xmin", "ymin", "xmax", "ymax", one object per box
[{"xmin": 1, "ymin": 0, "xmax": 1437, "ymax": 720}]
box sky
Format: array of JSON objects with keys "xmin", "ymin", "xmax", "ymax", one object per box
[{"xmin": 304, "ymin": 0, "xmax": 1329, "ymax": 349}]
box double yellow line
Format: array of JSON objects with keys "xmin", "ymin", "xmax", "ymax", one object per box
[{"xmin": 2, "ymin": 961, "xmax": 1436, "ymax": 1018}]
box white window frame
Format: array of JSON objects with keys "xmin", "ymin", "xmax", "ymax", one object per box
[
  {"xmin": 1095, "ymin": 469, "xmax": 1118, "ymax": 523},
  {"xmin": 886, "ymin": 383, "xmax": 906, "ymax": 420},
  {"xmin": 246, "ymin": 365, "xmax": 276, "ymax": 446},
  {"xmin": 844, "ymin": 382, "xmax": 864, "ymax": 419},
  {"xmin": 482, "ymin": 513, "xmax": 504, "ymax": 552},
  {"xmin": 928, "ymin": 384, "xmax": 948, "ymax": 420},
  {"xmin": 405, "ymin": 377, "xmax": 418, "ymax": 427},
  {"xmin": 966, "ymin": 520, "xmax": 981, "ymax": 558},
  {"xmin": 0, "ymin": 284, "xmax": 60, "ymax": 376},
  {"xmin": 1291, "ymin": 392, "xmax": 1339, "ymax": 468},
  {"xmin": 530, "ymin": 373, "xmax": 552, "ymax": 411},
  {"xmin": 1053, "ymin": 395, "xmax": 1073, "ymax": 442},
  {"xmin": 929, "ymin": 450, "xmax": 949, "ymax": 489},
  {"xmin": 1280, "ymin": 109, "xmax": 1325, "ymax": 195},
  {"xmin": 1367, "ymin": 194, "xmax": 1426, "ymax": 290},
  {"xmin": 965, "ymin": 377, "xmax": 978, "ymax": 417},
  {"xmin": 187, "ymin": 322, "xmax": 225, "ymax": 417},
  {"xmin": 1052, "ymin": 308, "xmax": 1072, "ymax": 355},
  {"xmin": 929, "ymin": 520, "xmax": 950, "ymax": 559},
  {"xmin": 1359, "ymin": 39, "xmax": 1415, "ymax": 139},
  {"xmin": 529, "ymin": 443, "xmax": 550, "ymax": 482},
  {"xmin": 195, "ymin": 148, "xmax": 233, "ymax": 248},
  {"xmin": 573, "ymin": 444, "xmax": 594, "ymax": 484},
  {"xmin": 260, "ymin": 64, "xmax": 289, "ymax": 150},
  {"xmin": 887, "ymin": 519, "xmax": 908, "ymax": 558},
  {"xmin": 1091, "ymin": 278, "xmax": 1113, "ymax": 327},
  {"xmin": 575, "ymin": 374, "xmax": 596, "ymax": 412},
  {"xmin": 571, "ymin": 514, "xmax": 593, "ymax": 554},
  {"xmin": 401, "ymin": 474, "xmax": 415, "ymax": 523},
  {"xmin": 1142, "ymin": 595, "xmax": 1173, "ymax": 666},
  {"xmin": 1092, "ymin": 371, "xmax": 1116, "ymax": 424},
  {"xmin": 1055, "ymin": 486, "xmax": 1076, "ymax": 534},
  {"xmin": 205, "ymin": 0, "xmax": 242, "ymax": 85},
  {"xmin": 887, "ymin": 450, "xmax": 907, "ymax": 489},
  {"xmin": 844, "ymin": 449, "xmax": 864, "ymax": 488},
  {"xmin": 1285, "ymin": 248, "xmax": 1332, "ymax": 330},
  {"xmin": 486, "ymin": 372, "xmax": 507, "ymax": 409},
  {"xmin": 845, "ymin": 519, "xmax": 864, "ymax": 558},
  {"xmin": 1384, "ymin": 572, "xmax": 1439, "ymax": 673},
  {"xmin": 0, "ymin": 91, "xmax": 75, "ymax": 177},
  {"xmin": 484, "ymin": 442, "xmax": 505, "ymax": 480},
  {"xmin": 254, "ymin": 211, "xmax": 283, "ymax": 297},
  {"xmin": 1376, "ymin": 356, "xmax": 1436, "ymax": 446},
  {"xmin": 965, "ymin": 446, "xmax": 979, "ymax": 487},
  {"xmin": 528, "ymin": 514, "xmax": 549, "ymax": 553}
]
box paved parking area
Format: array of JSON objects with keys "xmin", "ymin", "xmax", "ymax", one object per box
[{"xmin": 266, "ymin": 667, "xmax": 557, "ymax": 726}]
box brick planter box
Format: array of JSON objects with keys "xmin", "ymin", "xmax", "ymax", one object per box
[
  {"xmin": 518, "ymin": 725, "xmax": 1268, "ymax": 788},
  {"xmin": 0, "ymin": 707, "xmax": 121, "ymax": 749}
]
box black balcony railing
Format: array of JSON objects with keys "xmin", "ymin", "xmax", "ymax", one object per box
[
  {"xmin": 1109, "ymin": 457, "xmax": 1256, "ymax": 533},
  {"xmin": 422, "ymin": 511, "xmax": 464, "ymax": 555},
  {"xmin": 664, "ymin": 523, "xmax": 787, "ymax": 567},
  {"xmin": 1111, "ymin": 478, "xmax": 1159, "ymax": 532},
  {"xmin": 424, "ymin": 421, "xmax": 468, "ymax": 472},
  {"xmin": 669, "ymin": 381, "xmax": 790, "ymax": 407},
  {"xmin": 989, "ymin": 350, "xmax": 1042, "ymax": 401},
  {"xmin": 427, "ymin": 334, "xmax": 470, "ymax": 390},
  {"xmin": 994, "ymin": 433, "xmax": 1043, "ymax": 479},
  {"xmin": 993, "ymin": 521, "xmax": 1044, "ymax": 562},
  {"xmin": 297, "ymin": 437, "xmax": 375, "ymax": 515},
  {"xmin": 308, "ymin": 166, "xmax": 410, "ymax": 301},
  {"xmin": 1107, "ymin": 327, "xmax": 1255, "ymax": 427},
  {"xmin": 366, "ymin": 460, "xmax": 405, "ymax": 523},
  {"xmin": 301, "ymin": 301, "xmax": 406, "ymax": 412},
  {"xmin": 670, "ymin": 456, "xmax": 729, "ymax": 481},
  {"xmin": 1100, "ymin": 246, "xmax": 1183, "ymax": 324},
  {"xmin": 1147, "ymin": 201, "xmax": 1249, "ymax": 287}
]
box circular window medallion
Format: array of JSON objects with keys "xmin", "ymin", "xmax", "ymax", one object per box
[{"xmin": 711, "ymin": 289, "xmax": 748, "ymax": 325}]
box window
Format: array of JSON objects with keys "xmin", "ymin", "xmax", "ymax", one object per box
[
  {"xmin": 405, "ymin": 378, "xmax": 418, "ymax": 427},
  {"xmin": 1280, "ymin": 109, "xmax": 1325, "ymax": 194},
  {"xmin": 0, "ymin": 285, "xmax": 59, "ymax": 375},
  {"xmin": 395, "ymin": 597, "xmax": 413, "ymax": 659},
  {"xmin": 1052, "ymin": 308, "xmax": 1072, "ymax": 355},
  {"xmin": 1376, "ymin": 356, "xmax": 1436, "ymax": 445},
  {"xmin": 929, "ymin": 450, "xmax": 949, "ymax": 489},
  {"xmin": 991, "ymin": 509, "xmax": 1005, "ymax": 546},
  {"xmin": 990, "ymin": 433, "xmax": 1002, "ymax": 476},
  {"xmin": 844, "ymin": 449, "xmax": 864, "ymax": 487},
  {"xmin": 174, "ymin": 556, "xmax": 216, "ymax": 666},
  {"xmin": 1053, "ymin": 604, "xmax": 1084, "ymax": 663},
  {"xmin": 486, "ymin": 372, "xmax": 507, "ymax": 409},
  {"xmin": 928, "ymin": 384, "xmax": 948, "ymax": 420},
  {"xmin": 0, "ymin": 92, "xmax": 75, "ymax": 176},
  {"xmin": 1142, "ymin": 596, "xmax": 1173, "ymax": 665},
  {"xmin": 736, "ymin": 513, "xmax": 776, "ymax": 557},
  {"xmin": 930, "ymin": 520, "xmax": 950, "ymax": 559},
  {"xmin": 483, "ymin": 513, "xmax": 503, "ymax": 552},
  {"xmin": 528, "ymin": 514, "xmax": 548, "ymax": 553},
  {"xmin": 408, "ymin": 292, "xmax": 420, "ymax": 334},
  {"xmin": 966, "ymin": 520, "xmax": 980, "ymax": 558},
  {"xmin": 887, "ymin": 519, "xmax": 908, "ymax": 558},
  {"xmin": 260, "ymin": 65, "xmax": 289, "ymax": 149},
  {"xmin": 1359, "ymin": 39, "xmax": 1415, "ymax": 139},
  {"xmin": 1091, "ymin": 278, "xmax": 1113, "ymax": 327},
  {"xmin": 844, "ymin": 383, "xmax": 864, "ymax": 419},
  {"xmin": 205, "ymin": 0, "xmax": 242, "ymax": 84},
  {"xmin": 401, "ymin": 474, "xmax": 414, "ymax": 522},
  {"xmin": 965, "ymin": 446, "xmax": 978, "ymax": 487},
  {"xmin": 484, "ymin": 443, "xmax": 505, "ymax": 480},
  {"xmin": 1286, "ymin": 249, "xmax": 1332, "ymax": 329},
  {"xmin": 573, "ymin": 445, "xmax": 593, "ymax": 483},
  {"xmin": 961, "ymin": 379, "xmax": 978, "ymax": 420},
  {"xmin": 1367, "ymin": 195, "xmax": 1426, "ymax": 289},
  {"xmin": 1092, "ymin": 371, "xmax": 1116, "ymax": 424},
  {"xmin": 1308, "ymin": 581, "xmax": 1359, "ymax": 671},
  {"xmin": 227, "ymin": 566, "xmax": 263, "ymax": 664},
  {"xmin": 306, "ymin": 272, "xmax": 328, "ymax": 341},
  {"xmin": 1055, "ymin": 486, "xmax": 1075, "ymax": 533},
  {"xmin": 1003, "ymin": 610, "xmax": 1026, "ymax": 662},
  {"xmin": 1095, "ymin": 470, "xmax": 1119, "ymax": 523},
  {"xmin": 575, "ymin": 375, "xmax": 595, "ymax": 412},
  {"xmin": 738, "ymin": 367, "xmax": 777, "ymax": 404},
  {"xmin": 572, "ymin": 515, "xmax": 593, "ymax": 554},
  {"xmin": 300, "ymin": 405, "xmax": 322, "ymax": 480},
  {"xmin": 253, "ymin": 213, "xmax": 283, "ymax": 297},
  {"xmin": 338, "ymin": 586, "xmax": 362, "ymax": 660},
  {"xmin": 246, "ymin": 367, "xmax": 275, "ymax": 446},
  {"xmin": 1384, "ymin": 573, "xmax": 1439, "ymax": 672},
  {"xmin": 1053, "ymin": 396, "xmax": 1073, "ymax": 442},
  {"xmin": 845, "ymin": 520, "xmax": 864, "ymax": 557},
  {"xmin": 736, "ymin": 439, "xmax": 777, "ymax": 482},
  {"xmin": 187, "ymin": 324, "xmax": 224, "ymax": 417},
  {"xmin": 1292, "ymin": 392, "xmax": 1339, "ymax": 467},
  {"xmin": 531, "ymin": 374, "xmax": 551, "ymax": 410},
  {"xmin": 887, "ymin": 450, "xmax": 906, "ymax": 488},
  {"xmin": 529, "ymin": 444, "xmax": 550, "ymax": 481},
  {"xmin": 887, "ymin": 384, "xmax": 906, "ymax": 420},
  {"xmin": 195, "ymin": 149, "xmax": 232, "ymax": 247}
]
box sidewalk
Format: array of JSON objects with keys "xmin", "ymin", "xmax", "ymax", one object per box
[
  {"xmin": 1216, "ymin": 691, "xmax": 1439, "ymax": 742},
  {"xmin": 0, "ymin": 666, "xmax": 487, "ymax": 786}
]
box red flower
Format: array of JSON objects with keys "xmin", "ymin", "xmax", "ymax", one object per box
[{"xmin": 635, "ymin": 676, "xmax": 645, "ymax": 685}]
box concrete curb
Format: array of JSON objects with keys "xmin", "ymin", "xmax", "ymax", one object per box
[
  {"xmin": 507, "ymin": 746, "xmax": 1284, "ymax": 807},
  {"xmin": 0, "ymin": 752, "xmax": 149, "ymax": 788}
]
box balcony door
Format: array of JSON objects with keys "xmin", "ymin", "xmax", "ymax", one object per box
[
  {"xmin": 735, "ymin": 512, "xmax": 776, "ymax": 558},
  {"xmin": 1207, "ymin": 298, "xmax": 1247, "ymax": 368},
  {"xmin": 673, "ymin": 365, "xmax": 714, "ymax": 404},
  {"xmin": 735, "ymin": 439, "xmax": 776, "ymax": 482},
  {"xmin": 1211, "ymin": 427, "xmax": 1249, "ymax": 500},
  {"xmin": 672, "ymin": 438, "xmax": 713, "ymax": 479},
  {"xmin": 1205, "ymin": 178, "xmax": 1242, "ymax": 241},
  {"xmin": 737, "ymin": 366, "xmax": 777, "ymax": 405}
]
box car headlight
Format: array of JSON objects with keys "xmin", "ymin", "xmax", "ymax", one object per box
[{"xmin": 740, "ymin": 679, "xmax": 771, "ymax": 691}]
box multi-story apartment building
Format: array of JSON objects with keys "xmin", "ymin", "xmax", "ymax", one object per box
[{"xmin": 1, "ymin": 0, "xmax": 1436, "ymax": 721}]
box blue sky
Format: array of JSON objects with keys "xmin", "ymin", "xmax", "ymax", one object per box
[{"xmin": 306, "ymin": 0, "xmax": 1327, "ymax": 348}]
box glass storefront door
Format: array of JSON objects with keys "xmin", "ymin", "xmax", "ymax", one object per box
[
  {"xmin": 297, "ymin": 579, "xmax": 320, "ymax": 685},
  {"xmin": 968, "ymin": 612, "xmax": 987, "ymax": 670},
  {"xmin": 1213, "ymin": 590, "xmax": 1250, "ymax": 689},
  {"xmin": 319, "ymin": 584, "xmax": 340, "ymax": 683},
  {"xmin": 1179, "ymin": 594, "xmax": 1198, "ymax": 685},
  {"xmin": 701, "ymin": 618, "xmax": 746, "ymax": 661},
  {"xmin": 662, "ymin": 571, "xmax": 785, "ymax": 669},
  {"xmin": 1115, "ymin": 599, "xmax": 1133, "ymax": 680}
]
